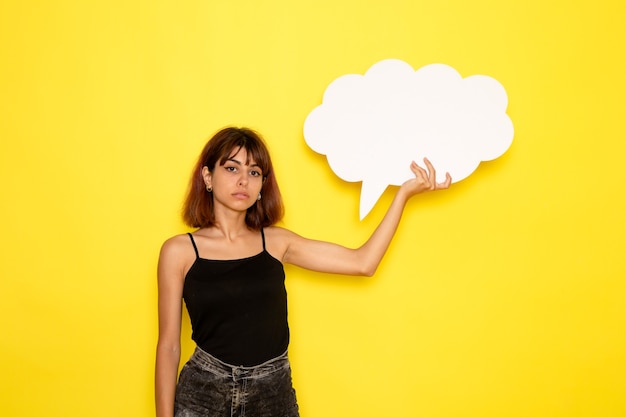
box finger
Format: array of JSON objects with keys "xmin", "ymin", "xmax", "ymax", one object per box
[
  {"xmin": 410, "ymin": 160, "xmax": 428, "ymax": 179},
  {"xmin": 437, "ymin": 172, "xmax": 452, "ymax": 189},
  {"xmin": 422, "ymin": 158, "xmax": 437, "ymax": 189}
]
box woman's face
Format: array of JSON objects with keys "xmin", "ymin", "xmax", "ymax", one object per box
[{"xmin": 203, "ymin": 147, "xmax": 264, "ymax": 213}]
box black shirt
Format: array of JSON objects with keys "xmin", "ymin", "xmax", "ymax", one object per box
[{"xmin": 182, "ymin": 231, "xmax": 289, "ymax": 366}]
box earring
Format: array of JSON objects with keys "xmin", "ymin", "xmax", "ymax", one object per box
[
  {"xmin": 257, "ymin": 193, "xmax": 262, "ymax": 201},
  {"xmin": 206, "ymin": 186, "xmax": 212, "ymax": 192}
]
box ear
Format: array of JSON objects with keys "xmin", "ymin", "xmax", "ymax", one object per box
[{"xmin": 201, "ymin": 166, "xmax": 212, "ymax": 188}]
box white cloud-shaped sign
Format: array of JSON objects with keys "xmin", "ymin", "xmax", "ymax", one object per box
[{"xmin": 304, "ymin": 59, "xmax": 514, "ymax": 219}]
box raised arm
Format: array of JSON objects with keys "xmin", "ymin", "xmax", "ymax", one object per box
[
  {"xmin": 155, "ymin": 236, "xmax": 189, "ymax": 417},
  {"xmin": 279, "ymin": 158, "xmax": 451, "ymax": 276}
]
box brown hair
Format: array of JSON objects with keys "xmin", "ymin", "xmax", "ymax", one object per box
[{"xmin": 182, "ymin": 127, "xmax": 284, "ymax": 229}]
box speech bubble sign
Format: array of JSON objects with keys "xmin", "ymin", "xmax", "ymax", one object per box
[{"xmin": 304, "ymin": 59, "xmax": 514, "ymax": 220}]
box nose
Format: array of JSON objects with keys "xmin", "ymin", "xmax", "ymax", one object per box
[{"xmin": 238, "ymin": 173, "xmax": 248, "ymax": 186}]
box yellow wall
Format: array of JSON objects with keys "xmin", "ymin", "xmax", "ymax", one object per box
[{"xmin": 1, "ymin": 1, "xmax": 625, "ymax": 416}]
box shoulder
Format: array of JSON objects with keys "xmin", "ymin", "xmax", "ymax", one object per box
[
  {"xmin": 157, "ymin": 235, "xmax": 194, "ymax": 305},
  {"xmin": 264, "ymin": 226, "xmax": 303, "ymax": 243},
  {"xmin": 160, "ymin": 233, "xmax": 194, "ymax": 255},
  {"xmin": 263, "ymin": 226, "xmax": 302, "ymax": 261},
  {"xmin": 158, "ymin": 233, "xmax": 196, "ymax": 271}
]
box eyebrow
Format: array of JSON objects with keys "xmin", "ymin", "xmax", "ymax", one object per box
[{"xmin": 226, "ymin": 157, "xmax": 260, "ymax": 168}]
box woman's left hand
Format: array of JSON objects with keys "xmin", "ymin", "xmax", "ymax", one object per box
[{"xmin": 401, "ymin": 158, "xmax": 452, "ymax": 198}]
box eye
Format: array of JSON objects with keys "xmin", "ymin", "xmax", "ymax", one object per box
[
  {"xmin": 250, "ymin": 170, "xmax": 262, "ymax": 177},
  {"xmin": 224, "ymin": 165, "xmax": 237, "ymax": 173}
]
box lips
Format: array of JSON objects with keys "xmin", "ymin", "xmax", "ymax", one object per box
[{"xmin": 232, "ymin": 192, "xmax": 250, "ymax": 199}]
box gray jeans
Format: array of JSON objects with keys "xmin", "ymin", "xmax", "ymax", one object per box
[{"xmin": 175, "ymin": 347, "xmax": 300, "ymax": 417}]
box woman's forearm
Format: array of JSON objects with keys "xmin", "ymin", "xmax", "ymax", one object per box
[
  {"xmin": 356, "ymin": 189, "xmax": 409, "ymax": 276},
  {"xmin": 356, "ymin": 159, "xmax": 450, "ymax": 275},
  {"xmin": 155, "ymin": 343, "xmax": 180, "ymax": 417}
]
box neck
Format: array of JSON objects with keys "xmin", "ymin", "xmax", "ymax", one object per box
[{"xmin": 212, "ymin": 209, "xmax": 250, "ymax": 241}]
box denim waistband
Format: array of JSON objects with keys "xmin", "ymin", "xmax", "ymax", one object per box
[{"xmin": 188, "ymin": 347, "xmax": 290, "ymax": 380}]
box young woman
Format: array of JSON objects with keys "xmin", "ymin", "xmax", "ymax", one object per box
[{"xmin": 155, "ymin": 127, "xmax": 451, "ymax": 417}]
